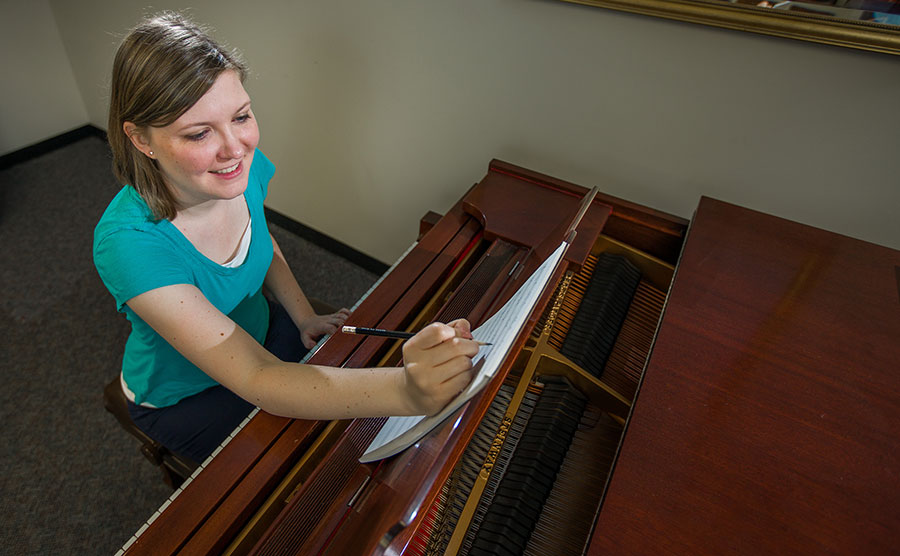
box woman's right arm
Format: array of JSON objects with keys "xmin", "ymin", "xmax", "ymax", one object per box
[{"xmin": 126, "ymin": 284, "xmax": 479, "ymax": 419}]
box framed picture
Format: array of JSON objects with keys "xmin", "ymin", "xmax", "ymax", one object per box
[{"xmin": 560, "ymin": 0, "xmax": 900, "ymax": 55}]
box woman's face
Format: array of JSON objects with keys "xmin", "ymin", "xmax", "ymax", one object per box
[{"xmin": 129, "ymin": 70, "xmax": 260, "ymax": 210}]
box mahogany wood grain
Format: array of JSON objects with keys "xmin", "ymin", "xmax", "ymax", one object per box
[
  {"xmin": 487, "ymin": 159, "xmax": 687, "ymax": 264},
  {"xmin": 125, "ymin": 412, "xmax": 313, "ymax": 554},
  {"xmin": 248, "ymin": 164, "xmax": 611, "ymax": 554},
  {"xmin": 467, "ymin": 162, "xmax": 611, "ymax": 268},
  {"xmin": 324, "ymin": 262, "xmax": 576, "ymax": 556},
  {"xmin": 340, "ymin": 217, "xmax": 483, "ymax": 369},
  {"xmin": 418, "ymin": 210, "xmax": 443, "ymax": 240},
  {"xmin": 447, "ymin": 240, "xmax": 524, "ymax": 329},
  {"xmin": 123, "ymin": 193, "xmax": 475, "ymax": 555},
  {"xmin": 463, "ymin": 166, "xmax": 613, "ymax": 320},
  {"xmin": 589, "ymin": 197, "xmax": 900, "ymax": 555},
  {"xmin": 251, "ymin": 250, "xmax": 575, "ymax": 554},
  {"xmin": 243, "ymin": 216, "xmax": 488, "ymax": 551},
  {"xmin": 122, "ymin": 159, "xmax": 692, "ymax": 555},
  {"xmin": 180, "ymin": 419, "xmax": 328, "ymax": 554}
]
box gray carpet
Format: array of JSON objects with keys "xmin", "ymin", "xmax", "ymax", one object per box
[{"xmin": 0, "ymin": 135, "xmax": 379, "ymax": 555}]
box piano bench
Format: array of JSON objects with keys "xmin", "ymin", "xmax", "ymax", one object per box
[{"xmin": 102, "ymin": 377, "xmax": 199, "ymax": 489}]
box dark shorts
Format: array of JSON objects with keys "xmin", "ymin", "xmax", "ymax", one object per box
[{"xmin": 127, "ymin": 300, "xmax": 308, "ymax": 464}]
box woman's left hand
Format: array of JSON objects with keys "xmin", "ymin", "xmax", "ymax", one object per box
[{"xmin": 298, "ymin": 308, "xmax": 352, "ymax": 349}]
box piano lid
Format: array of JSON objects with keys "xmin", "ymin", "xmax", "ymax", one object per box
[{"xmin": 590, "ymin": 197, "xmax": 900, "ymax": 555}]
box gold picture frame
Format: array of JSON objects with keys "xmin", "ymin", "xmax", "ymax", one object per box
[{"xmin": 560, "ymin": 0, "xmax": 900, "ymax": 55}]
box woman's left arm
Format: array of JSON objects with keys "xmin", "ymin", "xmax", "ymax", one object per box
[{"xmin": 264, "ymin": 233, "xmax": 351, "ymax": 349}]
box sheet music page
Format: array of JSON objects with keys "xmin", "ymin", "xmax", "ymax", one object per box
[{"xmin": 360, "ymin": 241, "xmax": 568, "ymax": 463}]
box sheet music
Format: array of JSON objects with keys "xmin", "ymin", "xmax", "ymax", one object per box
[{"xmin": 360, "ymin": 240, "xmax": 568, "ymax": 463}]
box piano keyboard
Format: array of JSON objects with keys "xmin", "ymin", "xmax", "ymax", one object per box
[{"xmin": 115, "ymin": 408, "xmax": 262, "ymax": 556}]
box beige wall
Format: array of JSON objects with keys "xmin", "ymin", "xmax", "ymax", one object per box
[
  {"xmin": 49, "ymin": 0, "xmax": 899, "ymax": 260},
  {"xmin": 0, "ymin": 1, "xmax": 89, "ymax": 156}
]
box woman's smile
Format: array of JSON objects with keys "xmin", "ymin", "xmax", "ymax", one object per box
[
  {"xmin": 210, "ymin": 160, "xmax": 243, "ymax": 177},
  {"xmin": 139, "ymin": 70, "xmax": 260, "ymax": 209}
]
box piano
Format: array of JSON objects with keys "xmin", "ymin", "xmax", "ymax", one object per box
[{"xmin": 117, "ymin": 160, "xmax": 900, "ymax": 555}]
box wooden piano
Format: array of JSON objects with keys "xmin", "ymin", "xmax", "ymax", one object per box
[{"xmin": 118, "ymin": 160, "xmax": 900, "ymax": 555}]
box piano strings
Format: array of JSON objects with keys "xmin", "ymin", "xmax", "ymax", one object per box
[
  {"xmin": 466, "ymin": 375, "xmax": 587, "ymax": 556},
  {"xmin": 240, "ymin": 228, "xmax": 672, "ymax": 555},
  {"xmin": 402, "ymin": 242, "xmax": 664, "ymax": 556},
  {"xmin": 548, "ymin": 251, "xmax": 666, "ymax": 401},
  {"xmin": 558, "ymin": 253, "xmax": 642, "ymax": 382}
]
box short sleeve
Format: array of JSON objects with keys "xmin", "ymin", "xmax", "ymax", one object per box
[
  {"xmin": 250, "ymin": 149, "xmax": 275, "ymax": 200},
  {"xmin": 94, "ymin": 228, "xmax": 192, "ymax": 311}
]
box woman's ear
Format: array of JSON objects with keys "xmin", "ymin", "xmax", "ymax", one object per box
[{"xmin": 123, "ymin": 122, "xmax": 154, "ymax": 158}]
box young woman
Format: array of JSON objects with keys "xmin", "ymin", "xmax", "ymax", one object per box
[{"xmin": 94, "ymin": 12, "xmax": 478, "ymax": 464}]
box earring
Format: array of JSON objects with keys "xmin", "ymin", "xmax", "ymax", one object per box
[{"xmin": 149, "ymin": 151, "xmax": 154, "ymax": 156}]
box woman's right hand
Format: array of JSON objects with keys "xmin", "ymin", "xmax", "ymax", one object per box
[{"xmin": 401, "ymin": 320, "xmax": 480, "ymax": 415}]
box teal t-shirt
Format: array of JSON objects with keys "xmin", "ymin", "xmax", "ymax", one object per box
[{"xmin": 93, "ymin": 150, "xmax": 275, "ymax": 407}]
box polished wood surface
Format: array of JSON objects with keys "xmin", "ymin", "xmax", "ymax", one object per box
[
  {"xmin": 123, "ymin": 185, "xmax": 485, "ymax": 554},
  {"xmin": 245, "ymin": 166, "xmax": 616, "ymax": 555},
  {"xmin": 121, "ymin": 159, "xmax": 688, "ymax": 555},
  {"xmin": 122, "ymin": 164, "xmax": 900, "ymax": 555},
  {"xmin": 589, "ymin": 197, "xmax": 900, "ymax": 554}
]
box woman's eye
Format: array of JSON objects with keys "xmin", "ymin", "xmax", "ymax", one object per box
[
  {"xmin": 186, "ymin": 130, "xmax": 208, "ymax": 141},
  {"xmin": 235, "ymin": 113, "xmax": 252, "ymax": 123}
]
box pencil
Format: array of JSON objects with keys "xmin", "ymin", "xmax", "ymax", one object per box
[{"xmin": 341, "ymin": 326, "xmax": 492, "ymax": 346}]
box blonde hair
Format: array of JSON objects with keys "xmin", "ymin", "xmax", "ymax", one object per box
[{"xmin": 107, "ymin": 12, "xmax": 248, "ymax": 220}]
